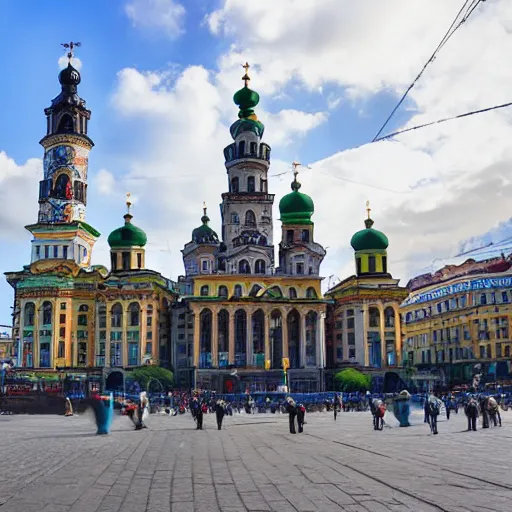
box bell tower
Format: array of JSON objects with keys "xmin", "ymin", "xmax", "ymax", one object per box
[{"xmin": 26, "ymin": 43, "xmax": 99, "ymax": 267}]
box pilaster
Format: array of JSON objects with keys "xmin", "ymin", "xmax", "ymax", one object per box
[
  {"xmin": 379, "ymin": 305, "xmax": 386, "ymax": 368},
  {"xmin": 228, "ymin": 307, "xmax": 235, "ymax": 364}
]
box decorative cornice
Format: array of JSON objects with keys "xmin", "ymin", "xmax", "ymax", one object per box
[{"xmin": 39, "ymin": 133, "xmax": 94, "ymax": 150}]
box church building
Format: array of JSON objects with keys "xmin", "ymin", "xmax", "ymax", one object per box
[
  {"xmin": 173, "ymin": 66, "xmax": 327, "ymax": 393},
  {"xmin": 5, "ymin": 49, "xmax": 178, "ymax": 391}
]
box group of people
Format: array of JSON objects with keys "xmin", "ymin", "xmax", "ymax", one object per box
[{"xmin": 189, "ymin": 393, "xmax": 230, "ymax": 430}]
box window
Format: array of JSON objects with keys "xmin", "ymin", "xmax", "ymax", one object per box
[
  {"xmin": 59, "ymin": 327, "xmax": 65, "ymax": 337},
  {"xmin": 349, "ymin": 348, "xmax": 356, "ymax": 359},
  {"xmin": 502, "ymin": 291, "xmax": 509, "ymax": 303},
  {"xmin": 347, "ymin": 317, "xmax": 355, "ymax": 329},
  {"xmin": 247, "ymin": 176, "xmax": 255, "ymax": 192},
  {"xmin": 301, "ymin": 230, "xmax": 310, "ymax": 242},
  {"xmin": 336, "ymin": 333, "xmax": 343, "ymax": 341},
  {"xmin": 479, "ymin": 345, "xmax": 485, "ymax": 358},
  {"xmin": 238, "ymin": 140, "xmax": 245, "ymax": 157},
  {"xmin": 480, "ymin": 293, "xmax": 487, "ymax": 305},
  {"xmin": 200, "ymin": 285, "xmax": 209, "ymax": 297},
  {"xmin": 145, "ymin": 342, "xmax": 153, "ymax": 355},
  {"xmin": 249, "ymin": 284, "xmax": 262, "ymax": 297},
  {"xmin": 137, "ymin": 253, "xmax": 142, "ymax": 269},
  {"xmin": 147, "ymin": 305, "xmax": 153, "ymax": 327},
  {"xmin": 382, "ymin": 256, "xmax": 387, "ymax": 273},
  {"xmin": 202, "ymin": 260, "xmax": 208, "ymax": 271},
  {"xmin": 255, "ymin": 259, "xmax": 266, "ymax": 274},
  {"xmin": 111, "ymin": 253, "xmax": 117, "ymax": 271},
  {"xmin": 58, "ymin": 341, "xmax": 65, "ymax": 358},
  {"xmin": 53, "ymin": 246, "xmax": 58, "ymax": 258},
  {"xmin": 234, "ymin": 284, "xmax": 243, "ymax": 297},
  {"xmin": 506, "ymin": 346, "xmax": 511, "ymax": 357},
  {"xmin": 250, "ymin": 142, "xmax": 257, "ymax": 155},
  {"xmin": 35, "ymin": 246, "xmax": 40, "ymax": 259},
  {"xmin": 289, "ymin": 287, "xmax": 297, "ymax": 299},
  {"xmin": 218, "ymin": 286, "xmax": 228, "ymax": 298},
  {"xmin": 78, "ymin": 314, "xmax": 87, "ymax": 326},
  {"xmin": 122, "ymin": 252, "xmax": 130, "ymax": 270},
  {"xmin": 306, "ymin": 287, "xmax": 317, "ymax": 299},
  {"xmin": 356, "ymin": 258, "xmax": 362, "ymax": 275},
  {"xmin": 44, "ymin": 246, "xmax": 50, "ymax": 259},
  {"xmin": 129, "ymin": 303, "xmax": 140, "ymax": 326},
  {"xmin": 62, "ymin": 245, "xmax": 68, "ymax": 259},
  {"xmin": 239, "ymin": 259, "xmax": 250, "ymax": 274},
  {"xmin": 231, "ymin": 212, "xmax": 239, "ymax": 224},
  {"xmin": 348, "ymin": 332, "xmax": 355, "ymax": 345},
  {"xmin": 231, "ymin": 177, "xmax": 239, "ymax": 193},
  {"xmin": 369, "ymin": 255, "xmax": 376, "ymax": 273},
  {"xmin": 245, "ymin": 210, "xmax": 256, "ymax": 226},
  {"xmin": 42, "ymin": 301, "xmax": 52, "ymax": 325},
  {"xmin": 296, "ymin": 263, "xmax": 304, "ymax": 275},
  {"xmin": 24, "ymin": 303, "xmax": 35, "ymax": 326},
  {"xmin": 111, "ymin": 303, "xmax": 123, "ymax": 328}
]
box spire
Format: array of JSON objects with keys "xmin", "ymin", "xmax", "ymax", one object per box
[
  {"xmin": 364, "ymin": 200, "xmax": 374, "ymax": 228},
  {"xmin": 233, "ymin": 61, "xmax": 260, "ymax": 120},
  {"xmin": 291, "ymin": 161, "xmax": 302, "ymax": 191},
  {"xmin": 124, "ymin": 192, "xmax": 133, "ymax": 224}
]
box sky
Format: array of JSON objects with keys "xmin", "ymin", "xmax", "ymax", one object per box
[{"xmin": 1, "ymin": 0, "xmax": 512, "ymax": 330}]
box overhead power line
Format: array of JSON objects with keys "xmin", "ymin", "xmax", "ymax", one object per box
[{"xmin": 372, "ymin": 0, "xmax": 486, "ymax": 142}]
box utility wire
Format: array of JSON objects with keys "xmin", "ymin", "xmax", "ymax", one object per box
[{"xmin": 371, "ymin": 0, "xmax": 485, "ymax": 141}]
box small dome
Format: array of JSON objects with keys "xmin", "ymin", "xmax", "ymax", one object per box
[
  {"xmin": 350, "ymin": 218, "xmax": 389, "ymax": 251},
  {"xmin": 279, "ymin": 177, "xmax": 314, "ymax": 225},
  {"xmin": 108, "ymin": 214, "xmax": 147, "ymax": 248},
  {"xmin": 59, "ymin": 63, "xmax": 81, "ymax": 87},
  {"xmin": 192, "ymin": 211, "xmax": 219, "ymax": 244},
  {"xmin": 233, "ymin": 86, "xmax": 260, "ymax": 113}
]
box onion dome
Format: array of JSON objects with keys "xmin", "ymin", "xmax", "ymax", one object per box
[
  {"xmin": 108, "ymin": 213, "xmax": 147, "ymax": 248},
  {"xmin": 192, "ymin": 205, "xmax": 219, "ymax": 244},
  {"xmin": 350, "ymin": 207, "xmax": 389, "ymax": 251},
  {"xmin": 230, "ymin": 62, "xmax": 265, "ymax": 139},
  {"xmin": 59, "ymin": 62, "xmax": 81, "ymax": 87},
  {"xmin": 279, "ymin": 172, "xmax": 314, "ymax": 225}
]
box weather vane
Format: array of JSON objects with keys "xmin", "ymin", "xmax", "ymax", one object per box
[
  {"xmin": 61, "ymin": 41, "xmax": 81, "ymax": 61},
  {"xmin": 366, "ymin": 200, "xmax": 371, "ymax": 219},
  {"xmin": 126, "ymin": 192, "xmax": 132, "ymax": 214},
  {"xmin": 242, "ymin": 62, "xmax": 250, "ymax": 86}
]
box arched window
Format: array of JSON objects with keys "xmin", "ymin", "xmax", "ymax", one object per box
[
  {"xmin": 247, "ymin": 176, "xmax": 255, "ymax": 192},
  {"xmin": 230, "ymin": 212, "xmax": 239, "ymax": 224},
  {"xmin": 255, "ymin": 259, "xmax": 266, "ymax": 274},
  {"xmin": 238, "ymin": 140, "xmax": 245, "ymax": 157},
  {"xmin": 234, "ymin": 284, "xmax": 243, "ymax": 298},
  {"xmin": 369, "ymin": 307, "xmax": 380, "ymax": 327},
  {"xmin": 250, "ymin": 142, "xmax": 257, "ymax": 155},
  {"xmin": 218, "ymin": 285, "xmax": 228, "ymax": 298},
  {"xmin": 305, "ymin": 311, "xmax": 318, "ymax": 366},
  {"xmin": 24, "ymin": 303, "xmax": 35, "ymax": 326},
  {"xmin": 245, "ymin": 210, "xmax": 256, "ymax": 227},
  {"xmin": 289, "ymin": 287, "xmax": 297, "ymax": 299},
  {"xmin": 129, "ymin": 303, "xmax": 140, "ymax": 326},
  {"xmin": 239, "ymin": 259, "xmax": 251, "ymax": 274},
  {"xmin": 251, "ymin": 309, "xmax": 265, "ymax": 367},
  {"xmin": 301, "ymin": 230, "xmax": 310, "ymax": 242},
  {"xmin": 200, "ymin": 285, "xmax": 209, "ymax": 297},
  {"xmin": 288, "ymin": 310, "xmax": 300, "ymax": 368},
  {"xmin": 234, "ymin": 310, "xmax": 247, "ymax": 366},
  {"xmin": 78, "ymin": 304, "xmax": 88, "ymax": 326},
  {"xmin": 384, "ymin": 307, "xmax": 395, "ymax": 328},
  {"xmin": 231, "ymin": 177, "xmax": 239, "ymax": 193},
  {"xmin": 218, "ymin": 310, "xmax": 229, "ymax": 367},
  {"xmin": 54, "ymin": 173, "xmax": 72, "ymax": 200},
  {"xmin": 111, "ymin": 303, "xmax": 123, "ymax": 328},
  {"xmin": 79, "ymin": 304, "xmax": 89, "ymax": 312},
  {"xmin": 57, "ymin": 114, "xmax": 74, "ymax": 133},
  {"xmin": 306, "ymin": 287, "xmax": 317, "ymax": 299},
  {"xmin": 200, "ymin": 309, "xmax": 212, "ymax": 369},
  {"xmin": 270, "ymin": 310, "xmax": 283, "ymax": 369},
  {"xmin": 249, "ymin": 284, "xmax": 262, "ymax": 297},
  {"xmin": 42, "ymin": 301, "xmax": 53, "ymax": 326}
]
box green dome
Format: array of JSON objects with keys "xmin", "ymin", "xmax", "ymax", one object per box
[
  {"xmin": 192, "ymin": 212, "xmax": 219, "ymax": 244},
  {"xmin": 279, "ymin": 177, "xmax": 314, "ymax": 225},
  {"xmin": 350, "ymin": 218, "xmax": 389, "ymax": 251},
  {"xmin": 108, "ymin": 214, "xmax": 147, "ymax": 248},
  {"xmin": 233, "ymin": 86, "xmax": 259, "ymax": 114}
]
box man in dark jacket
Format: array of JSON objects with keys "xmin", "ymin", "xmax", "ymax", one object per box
[
  {"xmin": 296, "ymin": 403, "xmax": 306, "ymax": 433},
  {"xmin": 215, "ymin": 399, "xmax": 226, "ymax": 430},
  {"xmin": 191, "ymin": 397, "xmax": 203, "ymax": 430},
  {"xmin": 285, "ymin": 397, "xmax": 297, "ymax": 434}
]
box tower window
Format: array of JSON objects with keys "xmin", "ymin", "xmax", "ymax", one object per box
[
  {"xmin": 296, "ymin": 262, "xmax": 304, "ymax": 275},
  {"xmin": 137, "ymin": 253, "xmax": 142, "ymax": 269},
  {"xmin": 63, "ymin": 246, "xmax": 68, "ymax": 259},
  {"xmin": 382, "ymin": 256, "xmax": 387, "ymax": 273},
  {"xmin": 57, "ymin": 114, "xmax": 74, "ymax": 134},
  {"xmin": 200, "ymin": 285, "xmax": 209, "ymax": 297},
  {"xmin": 301, "ymin": 230, "xmax": 310, "ymax": 242},
  {"xmin": 356, "ymin": 257, "xmax": 362, "ymax": 275},
  {"xmin": 245, "ymin": 210, "xmax": 256, "ymax": 227},
  {"xmin": 255, "ymin": 259, "xmax": 266, "ymax": 274},
  {"xmin": 234, "ymin": 284, "xmax": 243, "ymax": 297},
  {"xmin": 54, "ymin": 174, "xmax": 72, "ymax": 200},
  {"xmin": 230, "ymin": 212, "xmax": 239, "ymax": 224},
  {"xmin": 202, "ymin": 260, "xmax": 209, "ymax": 271},
  {"xmin": 44, "ymin": 246, "xmax": 50, "ymax": 259},
  {"xmin": 53, "ymin": 246, "xmax": 58, "ymax": 258},
  {"xmin": 306, "ymin": 287, "xmax": 318, "ymax": 299},
  {"xmin": 286, "ymin": 230, "xmax": 294, "ymax": 243},
  {"xmin": 369, "ymin": 256, "xmax": 376, "ymax": 273},
  {"xmin": 250, "ymin": 142, "xmax": 257, "ymax": 155},
  {"xmin": 239, "ymin": 259, "xmax": 251, "ymax": 274},
  {"xmin": 218, "ymin": 286, "xmax": 228, "ymax": 298},
  {"xmin": 238, "ymin": 141, "xmax": 245, "ymax": 157},
  {"xmin": 231, "ymin": 177, "xmax": 239, "ymax": 193},
  {"xmin": 289, "ymin": 287, "xmax": 297, "ymax": 299},
  {"xmin": 111, "ymin": 253, "xmax": 117, "ymax": 271},
  {"xmin": 247, "ymin": 176, "xmax": 255, "ymax": 192},
  {"xmin": 122, "ymin": 252, "xmax": 130, "ymax": 270}
]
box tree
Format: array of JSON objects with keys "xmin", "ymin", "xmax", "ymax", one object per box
[
  {"xmin": 129, "ymin": 366, "xmax": 174, "ymax": 391},
  {"xmin": 334, "ymin": 368, "xmax": 371, "ymax": 392}
]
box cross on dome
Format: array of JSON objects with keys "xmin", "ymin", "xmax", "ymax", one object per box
[
  {"xmin": 61, "ymin": 41, "xmax": 81, "ymax": 61},
  {"xmin": 242, "ymin": 62, "xmax": 250, "ymax": 87}
]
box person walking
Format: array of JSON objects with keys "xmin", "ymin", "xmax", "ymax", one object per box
[
  {"xmin": 215, "ymin": 399, "xmax": 226, "ymax": 430},
  {"xmin": 334, "ymin": 393, "xmax": 342, "ymax": 421},
  {"xmin": 285, "ymin": 396, "xmax": 297, "ymax": 434}
]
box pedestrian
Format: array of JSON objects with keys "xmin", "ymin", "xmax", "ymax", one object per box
[
  {"xmin": 296, "ymin": 402, "xmax": 306, "ymax": 433},
  {"xmin": 194, "ymin": 398, "xmax": 204, "ymax": 430},
  {"xmin": 334, "ymin": 393, "xmax": 342, "ymax": 421},
  {"xmin": 285, "ymin": 396, "xmax": 297, "ymax": 434},
  {"xmin": 215, "ymin": 399, "xmax": 226, "ymax": 430}
]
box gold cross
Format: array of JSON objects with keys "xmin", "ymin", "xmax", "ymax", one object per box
[
  {"xmin": 242, "ymin": 62, "xmax": 250, "ymax": 86},
  {"xmin": 61, "ymin": 41, "xmax": 81, "ymax": 61},
  {"xmin": 366, "ymin": 200, "xmax": 371, "ymax": 219},
  {"xmin": 126, "ymin": 192, "xmax": 132, "ymax": 214}
]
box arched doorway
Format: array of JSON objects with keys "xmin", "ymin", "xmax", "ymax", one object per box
[
  {"xmin": 218, "ymin": 309, "xmax": 229, "ymax": 368},
  {"xmin": 200, "ymin": 309, "xmax": 212, "ymax": 369},
  {"xmin": 251, "ymin": 309, "xmax": 265, "ymax": 368},
  {"xmin": 234, "ymin": 310, "xmax": 247, "ymax": 366},
  {"xmin": 287, "ymin": 310, "xmax": 300, "ymax": 369}
]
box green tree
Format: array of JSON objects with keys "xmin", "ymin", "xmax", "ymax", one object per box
[
  {"xmin": 129, "ymin": 366, "xmax": 174, "ymax": 391},
  {"xmin": 334, "ymin": 368, "xmax": 371, "ymax": 392}
]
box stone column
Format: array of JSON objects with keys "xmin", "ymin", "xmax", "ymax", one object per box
[
  {"xmin": 300, "ymin": 312, "xmax": 307, "ymax": 367},
  {"xmin": 379, "ymin": 305, "xmax": 386, "ymax": 368},
  {"xmin": 140, "ymin": 306, "xmax": 147, "ymax": 365},
  {"xmin": 264, "ymin": 310, "xmax": 271, "ymax": 367},
  {"xmin": 228, "ymin": 308, "xmax": 235, "ymax": 365},
  {"xmin": 394, "ymin": 306, "xmax": 402, "ymax": 366},
  {"xmin": 211, "ymin": 307, "xmax": 218, "ymax": 368},
  {"xmin": 361, "ymin": 303, "xmax": 369, "ymax": 366},
  {"xmin": 247, "ymin": 308, "xmax": 253, "ymax": 366},
  {"xmin": 34, "ymin": 301, "xmax": 40, "ymax": 368},
  {"xmin": 193, "ymin": 307, "xmax": 200, "ymax": 368},
  {"xmin": 318, "ymin": 310, "xmax": 326, "ymax": 369}
]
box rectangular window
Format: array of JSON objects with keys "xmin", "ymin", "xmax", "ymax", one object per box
[
  {"xmin": 77, "ymin": 330, "xmax": 88, "ymax": 340},
  {"xmin": 137, "ymin": 253, "xmax": 142, "ymax": 269},
  {"xmin": 147, "ymin": 315, "xmax": 152, "ymax": 327},
  {"xmin": 127, "ymin": 331, "xmax": 139, "ymax": 342},
  {"xmin": 368, "ymin": 255, "xmax": 376, "ymax": 273},
  {"xmin": 336, "ymin": 347, "xmax": 343, "ymax": 360},
  {"xmin": 58, "ymin": 341, "xmax": 65, "ymax": 358},
  {"xmin": 145, "ymin": 342, "xmax": 153, "ymax": 355},
  {"xmin": 347, "ymin": 318, "xmax": 355, "ymax": 329},
  {"xmin": 111, "ymin": 331, "xmax": 122, "ymax": 341},
  {"xmin": 301, "ymin": 230, "xmax": 310, "ymax": 242},
  {"xmin": 202, "ymin": 260, "xmax": 208, "ymax": 271},
  {"xmin": 78, "ymin": 342, "xmax": 87, "ymax": 366},
  {"xmin": 63, "ymin": 245, "xmax": 68, "ymax": 259},
  {"xmin": 99, "ymin": 330, "xmax": 106, "ymax": 341},
  {"xmin": 336, "ymin": 333, "xmax": 342, "ymax": 341},
  {"xmin": 502, "ymin": 291, "xmax": 509, "ymax": 303},
  {"xmin": 59, "ymin": 313, "xmax": 66, "ymax": 324},
  {"xmin": 349, "ymin": 348, "xmax": 356, "ymax": 359},
  {"xmin": 53, "ymin": 246, "xmax": 58, "ymax": 258},
  {"xmin": 286, "ymin": 230, "xmax": 294, "ymax": 243},
  {"xmin": 77, "ymin": 314, "xmax": 87, "ymax": 326},
  {"xmin": 128, "ymin": 343, "xmax": 139, "ymax": 366},
  {"xmin": 35, "ymin": 246, "xmax": 40, "ymax": 259},
  {"xmin": 110, "ymin": 342, "xmax": 122, "ymax": 366},
  {"xmin": 44, "ymin": 245, "xmax": 50, "ymax": 258},
  {"xmin": 347, "ymin": 309, "xmax": 354, "ymax": 317},
  {"xmin": 40, "ymin": 343, "xmax": 51, "ymax": 367},
  {"xmin": 348, "ymin": 332, "xmax": 355, "ymax": 345},
  {"xmin": 480, "ymin": 293, "xmax": 487, "ymax": 305},
  {"xmin": 335, "ymin": 321, "xmax": 342, "ymax": 329},
  {"xmin": 147, "ymin": 330, "xmax": 153, "ymax": 340},
  {"xmin": 59, "ymin": 326, "xmax": 65, "ymax": 337},
  {"xmin": 122, "ymin": 252, "xmax": 130, "ymax": 270},
  {"xmin": 296, "ymin": 263, "xmax": 304, "ymax": 275}
]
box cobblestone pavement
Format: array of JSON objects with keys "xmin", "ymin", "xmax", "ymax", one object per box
[{"xmin": 1, "ymin": 408, "xmax": 511, "ymax": 512}]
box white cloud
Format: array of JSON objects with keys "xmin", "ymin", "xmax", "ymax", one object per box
[
  {"xmin": 125, "ymin": 0, "xmax": 186, "ymax": 39},
  {"xmin": 0, "ymin": 152, "xmax": 41, "ymax": 240},
  {"xmin": 95, "ymin": 169, "xmax": 116, "ymax": 196},
  {"xmin": 265, "ymin": 110, "xmax": 327, "ymax": 146},
  {"xmin": 58, "ymin": 55, "xmax": 82, "ymax": 70}
]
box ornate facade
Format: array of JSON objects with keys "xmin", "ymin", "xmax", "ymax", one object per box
[
  {"xmin": 4, "ymin": 52, "xmax": 177, "ymax": 388},
  {"xmin": 173, "ymin": 68, "xmax": 327, "ymax": 392},
  {"xmin": 401, "ymin": 256, "xmax": 512, "ymax": 389},
  {"xmin": 324, "ymin": 205, "xmax": 408, "ymax": 390}
]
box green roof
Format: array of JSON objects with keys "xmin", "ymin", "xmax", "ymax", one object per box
[
  {"xmin": 279, "ymin": 177, "xmax": 314, "ymax": 225},
  {"xmin": 192, "ymin": 212, "xmax": 219, "ymax": 244},
  {"xmin": 350, "ymin": 218, "xmax": 389, "ymax": 251},
  {"xmin": 108, "ymin": 214, "xmax": 147, "ymax": 248}
]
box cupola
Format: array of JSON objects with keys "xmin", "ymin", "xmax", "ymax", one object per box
[
  {"xmin": 279, "ymin": 167, "xmax": 314, "ymax": 225},
  {"xmin": 191, "ymin": 203, "xmax": 219, "ymax": 245}
]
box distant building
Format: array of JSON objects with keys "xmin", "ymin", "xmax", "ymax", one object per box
[
  {"xmin": 172, "ymin": 67, "xmax": 327, "ymax": 393},
  {"xmin": 400, "ymin": 256, "xmax": 512, "ymax": 389},
  {"xmin": 4, "ymin": 52, "xmax": 177, "ymax": 391},
  {"xmin": 324, "ymin": 204, "xmax": 408, "ymax": 390}
]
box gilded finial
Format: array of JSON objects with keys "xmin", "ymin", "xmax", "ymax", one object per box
[
  {"xmin": 364, "ymin": 200, "xmax": 374, "ymax": 229},
  {"xmin": 203, "ymin": 201, "xmax": 207, "ymax": 216},
  {"xmin": 201, "ymin": 201, "xmax": 209, "ymax": 225},
  {"xmin": 291, "ymin": 161, "xmax": 302, "ymax": 191},
  {"xmin": 126, "ymin": 192, "xmax": 132, "ymax": 214},
  {"xmin": 242, "ymin": 62, "xmax": 250, "ymax": 87},
  {"xmin": 366, "ymin": 200, "xmax": 371, "ymax": 220},
  {"xmin": 61, "ymin": 41, "xmax": 81, "ymax": 62}
]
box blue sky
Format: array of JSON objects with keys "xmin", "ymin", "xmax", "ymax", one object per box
[{"xmin": 1, "ymin": 0, "xmax": 511, "ymax": 330}]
